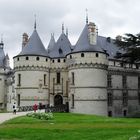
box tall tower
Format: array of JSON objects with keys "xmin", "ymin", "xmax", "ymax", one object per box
[
  {"xmin": 13, "ymin": 25, "xmax": 50, "ymax": 107},
  {"xmin": 67, "ymin": 22, "xmax": 108, "ymax": 116}
]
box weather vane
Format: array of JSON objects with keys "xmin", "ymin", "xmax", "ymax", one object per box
[
  {"xmin": 86, "ymin": 8, "xmax": 88, "ymax": 24},
  {"xmin": 34, "ymin": 14, "xmax": 36, "ymax": 29}
]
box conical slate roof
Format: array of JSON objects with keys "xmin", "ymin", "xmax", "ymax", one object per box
[
  {"xmin": 17, "ymin": 29, "xmax": 48, "ymax": 57},
  {"xmin": 47, "ymin": 34, "xmax": 55, "ymax": 53},
  {"xmin": 72, "ymin": 24, "xmax": 104, "ymax": 53},
  {"xmin": 49, "ymin": 33, "xmax": 72, "ymax": 58}
]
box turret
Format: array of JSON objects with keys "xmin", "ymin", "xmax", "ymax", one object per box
[
  {"xmin": 4, "ymin": 54, "xmax": 10, "ymax": 68},
  {"xmin": 13, "ymin": 22, "xmax": 50, "ymax": 107},
  {"xmin": 67, "ymin": 21, "xmax": 108, "ymax": 116}
]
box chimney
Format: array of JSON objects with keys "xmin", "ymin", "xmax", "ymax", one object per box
[
  {"xmin": 22, "ymin": 33, "xmax": 28, "ymax": 48},
  {"xmin": 88, "ymin": 22, "xmax": 97, "ymax": 45},
  {"xmin": 116, "ymin": 35, "xmax": 122, "ymax": 41}
]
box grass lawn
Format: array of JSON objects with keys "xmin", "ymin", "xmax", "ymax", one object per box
[{"xmin": 0, "ymin": 113, "xmax": 140, "ymax": 140}]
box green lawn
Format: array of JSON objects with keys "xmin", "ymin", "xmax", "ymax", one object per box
[{"xmin": 0, "ymin": 113, "xmax": 140, "ymax": 140}]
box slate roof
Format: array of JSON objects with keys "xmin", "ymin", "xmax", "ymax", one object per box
[
  {"xmin": 47, "ymin": 34, "xmax": 55, "ymax": 53},
  {"xmin": 16, "ymin": 29, "xmax": 48, "ymax": 57},
  {"xmin": 97, "ymin": 36, "xmax": 123, "ymax": 59},
  {"xmin": 70, "ymin": 23, "xmax": 123, "ymax": 59},
  {"xmin": 49, "ymin": 33, "xmax": 72, "ymax": 58},
  {"xmin": 72, "ymin": 24, "xmax": 104, "ymax": 53}
]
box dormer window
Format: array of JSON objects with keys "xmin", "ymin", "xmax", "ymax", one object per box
[
  {"xmin": 36, "ymin": 57, "xmax": 40, "ymax": 61},
  {"xmin": 59, "ymin": 48, "xmax": 63, "ymax": 54},
  {"xmin": 81, "ymin": 53, "xmax": 84, "ymax": 57}
]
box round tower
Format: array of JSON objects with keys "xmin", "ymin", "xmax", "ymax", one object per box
[
  {"xmin": 67, "ymin": 22, "xmax": 108, "ymax": 116},
  {"xmin": 13, "ymin": 28, "xmax": 50, "ymax": 107}
]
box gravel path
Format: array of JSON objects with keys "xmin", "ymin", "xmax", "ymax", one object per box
[{"xmin": 0, "ymin": 111, "xmax": 32, "ymax": 124}]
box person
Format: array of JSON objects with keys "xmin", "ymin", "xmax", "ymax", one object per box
[
  {"xmin": 33, "ymin": 104, "xmax": 38, "ymax": 112},
  {"xmin": 13, "ymin": 102, "xmax": 17, "ymax": 114},
  {"xmin": 39, "ymin": 102, "xmax": 42, "ymax": 111}
]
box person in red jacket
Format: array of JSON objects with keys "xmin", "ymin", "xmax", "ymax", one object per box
[{"xmin": 33, "ymin": 104, "xmax": 38, "ymax": 112}]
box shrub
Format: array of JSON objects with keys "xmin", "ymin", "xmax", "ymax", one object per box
[{"xmin": 26, "ymin": 112, "xmax": 54, "ymax": 120}]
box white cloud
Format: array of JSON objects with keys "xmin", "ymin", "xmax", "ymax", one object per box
[{"xmin": 0, "ymin": 0, "xmax": 140, "ymax": 68}]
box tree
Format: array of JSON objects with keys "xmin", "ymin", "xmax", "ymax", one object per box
[{"xmin": 115, "ymin": 33, "xmax": 140, "ymax": 63}]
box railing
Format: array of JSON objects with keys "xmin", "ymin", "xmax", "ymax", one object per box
[
  {"xmin": 18, "ymin": 106, "xmax": 34, "ymax": 112},
  {"xmin": 18, "ymin": 104, "xmax": 69, "ymax": 112},
  {"xmin": 45, "ymin": 104, "xmax": 68, "ymax": 113}
]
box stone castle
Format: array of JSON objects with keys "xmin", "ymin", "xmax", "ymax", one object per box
[{"xmin": 0, "ymin": 19, "xmax": 140, "ymax": 117}]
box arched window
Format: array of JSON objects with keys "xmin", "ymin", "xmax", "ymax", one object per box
[
  {"xmin": 52, "ymin": 60, "xmax": 54, "ymax": 63},
  {"xmin": 46, "ymin": 58, "xmax": 48, "ymax": 62},
  {"xmin": 63, "ymin": 59, "xmax": 66, "ymax": 63},
  {"xmin": 81, "ymin": 53, "xmax": 84, "ymax": 57},
  {"xmin": 17, "ymin": 57, "xmax": 19, "ymax": 61},
  {"xmin": 70, "ymin": 55, "xmax": 72, "ymax": 59}
]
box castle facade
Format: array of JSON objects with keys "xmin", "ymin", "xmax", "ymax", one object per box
[{"xmin": 0, "ymin": 20, "xmax": 140, "ymax": 117}]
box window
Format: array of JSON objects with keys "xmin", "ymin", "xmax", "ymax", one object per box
[
  {"xmin": 123, "ymin": 92, "xmax": 128, "ymax": 106},
  {"xmin": 96, "ymin": 53, "xmax": 98, "ymax": 57},
  {"xmin": 72, "ymin": 94, "xmax": 74, "ymax": 108},
  {"xmin": 123, "ymin": 110, "xmax": 127, "ymax": 117},
  {"xmin": 122, "ymin": 75, "xmax": 127, "ymax": 88},
  {"xmin": 36, "ymin": 57, "xmax": 40, "ymax": 61},
  {"xmin": 46, "ymin": 58, "xmax": 48, "ymax": 62},
  {"xmin": 26, "ymin": 57, "xmax": 29, "ymax": 60},
  {"xmin": 108, "ymin": 92, "xmax": 113, "ymax": 106},
  {"xmin": 17, "ymin": 94, "xmax": 20, "ymax": 106},
  {"xmin": 107, "ymin": 75, "xmax": 112, "ymax": 87},
  {"xmin": 56, "ymin": 72, "xmax": 61, "ymax": 84},
  {"xmin": 114, "ymin": 61, "xmax": 115, "ymax": 66},
  {"xmin": 70, "ymin": 55, "xmax": 72, "ymax": 59},
  {"xmin": 17, "ymin": 57, "xmax": 19, "ymax": 61},
  {"xmin": 120, "ymin": 62, "xmax": 123, "ymax": 67},
  {"xmin": 44, "ymin": 74, "xmax": 46, "ymax": 86},
  {"xmin": 138, "ymin": 92, "xmax": 140, "ymax": 105},
  {"xmin": 58, "ymin": 59, "xmax": 60, "ymax": 63},
  {"xmin": 63, "ymin": 59, "xmax": 66, "ymax": 63},
  {"xmin": 66, "ymin": 81, "xmax": 68, "ymax": 96},
  {"xmin": 81, "ymin": 53, "xmax": 84, "ymax": 57},
  {"xmin": 72, "ymin": 72, "xmax": 75, "ymax": 85},
  {"xmin": 108, "ymin": 111, "xmax": 112, "ymax": 117},
  {"xmin": 59, "ymin": 48, "xmax": 63, "ymax": 54},
  {"xmin": 138, "ymin": 76, "xmax": 140, "ymax": 89},
  {"xmin": 52, "ymin": 60, "xmax": 54, "ymax": 63},
  {"xmin": 17, "ymin": 74, "xmax": 21, "ymax": 86},
  {"xmin": 136, "ymin": 64, "xmax": 139, "ymax": 69}
]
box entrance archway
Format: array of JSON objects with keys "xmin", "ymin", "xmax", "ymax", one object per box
[{"xmin": 54, "ymin": 95, "xmax": 63, "ymax": 106}]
